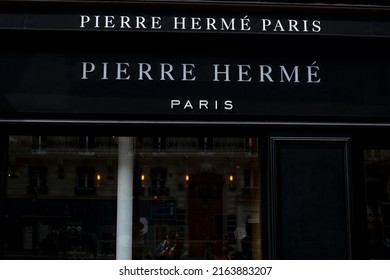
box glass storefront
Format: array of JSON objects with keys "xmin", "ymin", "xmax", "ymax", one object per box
[{"xmin": 4, "ymin": 136, "xmax": 260, "ymax": 260}]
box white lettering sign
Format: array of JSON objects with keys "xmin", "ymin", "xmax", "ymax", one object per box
[
  {"xmin": 81, "ymin": 61, "xmax": 321, "ymax": 83},
  {"xmin": 80, "ymin": 60, "xmax": 321, "ymax": 113},
  {"xmin": 80, "ymin": 14, "xmax": 321, "ymax": 34}
]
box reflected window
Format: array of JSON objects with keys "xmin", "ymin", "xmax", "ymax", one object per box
[
  {"xmin": 75, "ymin": 167, "xmax": 96, "ymax": 195},
  {"xmin": 27, "ymin": 166, "xmax": 48, "ymax": 194}
]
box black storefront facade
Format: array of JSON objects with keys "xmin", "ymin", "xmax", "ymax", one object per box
[{"xmin": 1, "ymin": 0, "xmax": 390, "ymax": 260}]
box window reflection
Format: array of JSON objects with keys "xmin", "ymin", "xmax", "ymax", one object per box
[{"xmin": 5, "ymin": 136, "xmax": 261, "ymax": 260}]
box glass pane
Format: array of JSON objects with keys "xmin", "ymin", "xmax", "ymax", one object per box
[
  {"xmin": 5, "ymin": 136, "xmax": 260, "ymax": 260},
  {"xmin": 6, "ymin": 136, "xmax": 118, "ymax": 259},
  {"xmin": 364, "ymin": 150, "xmax": 390, "ymax": 259}
]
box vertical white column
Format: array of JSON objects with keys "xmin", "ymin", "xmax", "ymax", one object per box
[{"xmin": 116, "ymin": 137, "xmax": 134, "ymax": 260}]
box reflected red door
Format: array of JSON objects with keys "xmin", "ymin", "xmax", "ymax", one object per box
[{"xmin": 188, "ymin": 173, "xmax": 223, "ymax": 258}]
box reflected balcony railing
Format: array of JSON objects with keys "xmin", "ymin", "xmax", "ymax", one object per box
[{"xmin": 9, "ymin": 137, "xmax": 257, "ymax": 156}]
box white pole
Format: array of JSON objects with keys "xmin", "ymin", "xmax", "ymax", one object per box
[{"xmin": 116, "ymin": 137, "xmax": 134, "ymax": 260}]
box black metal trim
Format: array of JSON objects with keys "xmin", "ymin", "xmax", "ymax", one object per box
[
  {"xmin": 3, "ymin": 119, "xmax": 390, "ymax": 128},
  {"xmin": 0, "ymin": 136, "xmax": 9, "ymax": 259}
]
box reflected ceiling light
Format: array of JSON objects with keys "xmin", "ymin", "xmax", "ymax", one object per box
[
  {"xmin": 229, "ymin": 173, "xmax": 235, "ymax": 191},
  {"xmin": 96, "ymin": 173, "xmax": 102, "ymax": 189}
]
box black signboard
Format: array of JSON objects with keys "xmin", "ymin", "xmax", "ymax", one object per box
[
  {"xmin": 0, "ymin": 3, "xmax": 390, "ymax": 123},
  {"xmin": 0, "ymin": 48, "xmax": 389, "ymax": 120}
]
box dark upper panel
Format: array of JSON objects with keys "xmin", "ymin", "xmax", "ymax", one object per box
[{"xmin": 1, "ymin": 0, "xmax": 390, "ymax": 37}]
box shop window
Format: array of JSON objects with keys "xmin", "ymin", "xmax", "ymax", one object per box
[
  {"xmin": 5, "ymin": 135, "xmax": 261, "ymax": 260},
  {"xmin": 364, "ymin": 150, "xmax": 390, "ymax": 259}
]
